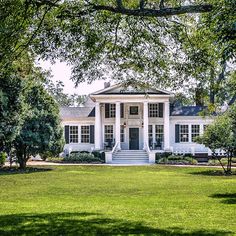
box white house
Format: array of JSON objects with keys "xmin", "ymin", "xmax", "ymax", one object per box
[{"xmin": 60, "ymin": 83, "xmax": 214, "ymax": 163}]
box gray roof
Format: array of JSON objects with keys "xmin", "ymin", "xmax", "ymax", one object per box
[
  {"xmin": 60, "ymin": 105, "xmax": 207, "ymax": 120},
  {"xmin": 170, "ymin": 106, "xmax": 206, "ymax": 116},
  {"xmin": 60, "ymin": 107, "xmax": 95, "ymax": 119}
]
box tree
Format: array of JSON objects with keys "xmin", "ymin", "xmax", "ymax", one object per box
[
  {"xmin": 0, "ymin": 67, "xmax": 26, "ymax": 151},
  {"xmin": 1, "ymin": 1, "xmax": 234, "ymax": 106},
  {"xmin": 13, "ymin": 81, "xmax": 64, "ymax": 169},
  {"xmin": 196, "ymin": 106, "xmax": 236, "ymax": 175}
]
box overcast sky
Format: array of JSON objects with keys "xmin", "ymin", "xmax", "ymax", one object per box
[{"xmin": 40, "ymin": 60, "xmax": 107, "ymax": 95}]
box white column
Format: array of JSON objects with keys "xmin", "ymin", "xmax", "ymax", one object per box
[
  {"xmin": 115, "ymin": 102, "xmax": 121, "ymax": 149},
  {"xmin": 95, "ymin": 102, "xmax": 102, "ymax": 149},
  {"xmin": 152, "ymin": 125, "xmax": 155, "ymax": 150},
  {"xmin": 164, "ymin": 101, "xmax": 170, "ymax": 150},
  {"xmin": 143, "ymin": 101, "xmax": 149, "ymax": 149}
]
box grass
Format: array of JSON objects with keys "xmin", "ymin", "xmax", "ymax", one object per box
[{"xmin": 0, "ymin": 165, "xmax": 235, "ymax": 235}]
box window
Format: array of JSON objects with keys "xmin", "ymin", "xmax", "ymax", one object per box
[
  {"xmin": 109, "ymin": 104, "xmax": 116, "ymax": 118},
  {"xmin": 130, "ymin": 106, "xmax": 139, "ymax": 115},
  {"xmin": 69, "ymin": 126, "xmax": 78, "ymax": 143},
  {"xmin": 155, "ymin": 125, "xmax": 164, "ymax": 143},
  {"xmin": 180, "ymin": 125, "xmax": 189, "ymax": 142},
  {"xmin": 149, "ymin": 104, "xmax": 159, "ymax": 117},
  {"xmin": 191, "ymin": 125, "xmax": 200, "ymax": 141},
  {"xmin": 104, "ymin": 125, "xmax": 113, "ymax": 142},
  {"xmin": 81, "ymin": 126, "xmax": 90, "ymax": 143},
  {"xmin": 120, "ymin": 125, "xmax": 125, "ymax": 142}
]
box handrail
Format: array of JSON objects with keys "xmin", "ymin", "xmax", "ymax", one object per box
[
  {"xmin": 111, "ymin": 141, "xmax": 119, "ymax": 154},
  {"xmin": 145, "ymin": 142, "xmax": 151, "ymax": 153}
]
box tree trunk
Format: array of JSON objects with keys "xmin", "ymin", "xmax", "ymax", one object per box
[
  {"xmin": 195, "ymin": 87, "xmax": 205, "ymax": 106},
  {"xmin": 16, "ymin": 146, "xmax": 27, "ymax": 169}
]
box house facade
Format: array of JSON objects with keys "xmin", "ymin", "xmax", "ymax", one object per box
[{"xmin": 60, "ymin": 84, "xmax": 214, "ymax": 163}]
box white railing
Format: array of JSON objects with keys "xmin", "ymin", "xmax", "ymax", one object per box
[
  {"xmin": 144, "ymin": 142, "xmax": 155, "ymax": 164},
  {"xmin": 105, "ymin": 142, "xmax": 119, "ymax": 163},
  {"xmin": 111, "ymin": 141, "xmax": 119, "ymax": 154}
]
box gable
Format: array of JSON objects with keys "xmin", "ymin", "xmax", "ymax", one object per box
[{"xmin": 91, "ymin": 84, "xmax": 172, "ymax": 96}]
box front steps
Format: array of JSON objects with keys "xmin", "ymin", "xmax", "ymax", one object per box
[{"xmin": 112, "ymin": 150, "xmax": 149, "ymax": 164}]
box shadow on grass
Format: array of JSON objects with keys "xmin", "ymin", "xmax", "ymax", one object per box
[
  {"xmin": 210, "ymin": 193, "xmax": 236, "ymax": 204},
  {"xmin": 189, "ymin": 169, "xmax": 236, "ymax": 176},
  {"xmin": 0, "ymin": 167, "xmax": 53, "ymax": 175},
  {"xmin": 0, "ymin": 212, "xmax": 233, "ymax": 235}
]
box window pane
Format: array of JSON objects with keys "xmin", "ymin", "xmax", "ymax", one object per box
[
  {"xmin": 69, "ymin": 126, "xmax": 78, "ymax": 143},
  {"xmin": 130, "ymin": 106, "xmax": 139, "ymax": 115},
  {"xmin": 105, "ymin": 125, "xmax": 114, "ymax": 142},
  {"xmin": 180, "ymin": 125, "xmax": 189, "ymax": 142},
  {"xmin": 149, "ymin": 104, "xmax": 159, "ymax": 117},
  {"xmin": 110, "ymin": 104, "xmax": 116, "ymax": 118},
  {"xmin": 155, "ymin": 125, "xmax": 164, "ymax": 143},
  {"xmin": 81, "ymin": 125, "xmax": 90, "ymax": 143},
  {"xmin": 191, "ymin": 125, "xmax": 200, "ymax": 141}
]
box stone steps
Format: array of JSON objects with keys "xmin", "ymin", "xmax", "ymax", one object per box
[{"xmin": 112, "ymin": 150, "xmax": 149, "ymax": 164}]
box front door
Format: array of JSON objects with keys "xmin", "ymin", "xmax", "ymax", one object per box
[{"xmin": 129, "ymin": 128, "xmax": 139, "ymax": 150}]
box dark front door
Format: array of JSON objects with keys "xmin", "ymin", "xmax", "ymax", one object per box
[{"xmin": 129, "ymin": 128, "xmax": 139, "ymax": 150}]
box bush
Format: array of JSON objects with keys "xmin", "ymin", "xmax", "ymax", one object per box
[
  {"xmin": 0, "ymin": 152, "xmax": 7, "ymax": 167},
  {"xmin": 64, "ymin": 153, "xmax": 104, "ymax": 163},
  {"xmin": 46, "ymin": 157, "xmax": 64, "ymax": 162},
  {"xmin": 157, "ymin": 154, "xmax": 198, "ymax": 165},
  {"xmin": 156, "ymin": 152, "xmax": 172, "ymax": 160},
  {"xmin": 208, "ymin": 157, "xmax": 236, "ymax": 166},
  {"xmin": 92, "ymin": 151, "xmax": 105, "ymax": 162}
]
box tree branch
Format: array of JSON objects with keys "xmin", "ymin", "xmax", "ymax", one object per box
[
  {"xmin": 91, "ymin": 4, "xmax": 213, "ymax": 17},
  {"xmin": 116, "ymin": 0, "xmax": 123, "ymax": 9},
  {"xmin": 159, "ymin": 0, "xmax": 165, "ymax": 9}
]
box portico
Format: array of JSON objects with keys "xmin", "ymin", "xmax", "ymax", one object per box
[{"xmin": 91, "ymin": 93, "xmax": 172, "ymax": 153}]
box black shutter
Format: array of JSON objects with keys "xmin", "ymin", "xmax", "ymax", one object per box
[
  {"xmin": 65, "ymin": 125, "xmax": 70, "ymax": 144},
  {"xmin": 90, "ymin": 125, "xmax": 95, "ymax": 144},
  {"xmin": 148, "ymin": 104, "xmax": 150, "ymax": 117},
  {"xmin": 105, "ymin": 103, "xmax": 110, "ymax": 118},
  {"xmin": 159, "ymin": 103, "xmax": 164, "ymax": 117},
  {"xmin": 175, "ymin": 124, "xmax": 180, "ymax": 143},
  {"xmin": 120, "ymin": 103, "xmax": 124, "ymax": 118}
]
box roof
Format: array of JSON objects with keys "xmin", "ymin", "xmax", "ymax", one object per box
[
  {"xmin": 170, "ymin": 106, "xmax": 206, "ymax": 116},
  {"xmin": 60, "ymin": 107, "xmax": 95, "ymax": 119},
  {"xmin": 91, "ymin": 83, "xmax": 173, "ymax": 96}
]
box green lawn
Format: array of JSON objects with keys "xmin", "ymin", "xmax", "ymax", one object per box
[{"xmin": 0, "ymin": 165, "xmax": 235, "ymax": 235}]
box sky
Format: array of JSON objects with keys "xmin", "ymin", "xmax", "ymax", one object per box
[{"xmin": 40, "ymin": 60, "xmax": 107, "ymax": 95}]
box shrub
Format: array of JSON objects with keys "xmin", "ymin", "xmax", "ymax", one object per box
[
  {"xmin": 156, "ymin": 152, "xmax": 172, "ymax": 161},
  {"xmin": 92, "ymin": 151, "xmax": 105, "ymax": 162},
  {"xmin": 157, "ymin": 154, "xmax": 198, "ymax": 165},
  {"xmin": 46, "ymin": 157, "xmax": 64, "ymax": 162},
  {"xmin": 64, "ymin": 153, "xmax": 104, "ymax": 163},
  {"xmin": 0, "ymin": 152, "xmax": 7, "ymax": 167}
]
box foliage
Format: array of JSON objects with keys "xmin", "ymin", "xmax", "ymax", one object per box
[
  {"xmin": 44, "ymin": 79, "xmax": 88, "ymax": 106},
  {"xmin": 196, "ymin": 105, "xmax": 236, "ymax": 174},
  {"xmin": 0, "ymin": 72, "xmax": 25, "ymax": 150},
  {"xmin": 157, "ymin": 154, "xmax": 198, "ymax": 165},
  {"xmin": 46, "ymin": 157, "xmax": 64, "ymax": 162},
  {"xmin": 0, "ymin": 152, "xmax": 7, "ymax": 166},
  {"xmin": 64, "ymin": 153, "xmax": 104, "ymax": 163},
  {"xmin": 1, "ymin": 0, "xmax": 234, "ymax": 107},
  {"xmin": 13, "ymin": 81, "xmax": 64, "ymax": 169},
  {"xmin": 92, "ymin": 151, "xmax": 106, "ymax": 162},
  {"xmin": 208, "ymin": 157, "xmax": 236, "ymax": 166}
]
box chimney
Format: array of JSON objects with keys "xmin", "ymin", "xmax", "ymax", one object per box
[{"xmin": 104, "ymin": 82, "xmax": 110, "ymax": 88}]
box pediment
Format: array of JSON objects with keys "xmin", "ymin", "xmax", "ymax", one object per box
[{"xmin": 91, "ymin": 84, "xmax": 172, "ymax": 95}]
